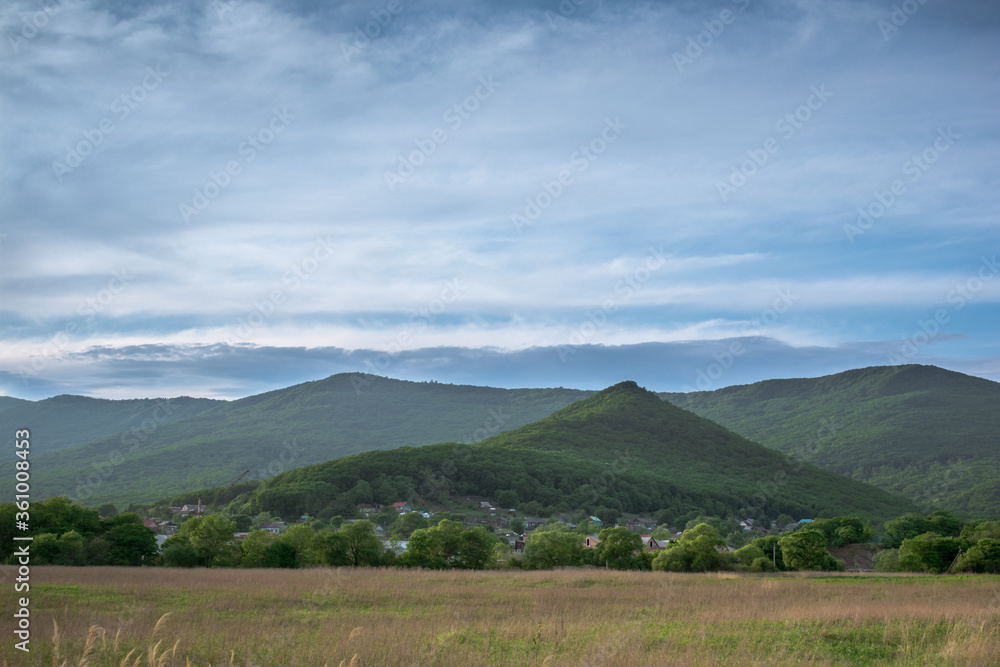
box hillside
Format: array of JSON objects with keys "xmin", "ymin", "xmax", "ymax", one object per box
[
  {"xmin": 663, "ymin": 364, "xmax": 1000, "ymax": 517},
  {"xmin": 27, "ymin": 374, "xmax": 591, "ymax": 505},
  {"xmin": 0, "ymin": 394, "xmax": 221, "ymax": 457},
  {"xmin": 228, "ymin": 381, "xmax": 917, "ymax": 522}
]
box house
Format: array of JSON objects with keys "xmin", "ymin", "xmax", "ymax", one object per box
[
  {"xmin": 180, "ymin": 503, "xmax": 206, "ymax": 516},
  {"xmin": 258, "ymin": 521, "xmax": 288, "ymax": 534},
  {"xmin": 158, "ymin": 521, "xmax": 177, "ymax": 535},
  {"xmin": 143, "ymin": 518, "xmax": 160, "ymax": 530},
  {"xmin": 233, "ymin": 532, "xmax": 250, "ymax": 540},
  {"xmin": 584, "ymin": 536, "xmax": 601, "ymax": 549},
  {"xmin": 626, "ymin": 518, "xmax": 656, "ymax": 531},
  {"xmin": 169, "ymin": 507, "xmax": 183, "ymax": 516},
  {"xmin": 512, "ymin": 539, "xmax": 526, "ymax": 553},
  {"xmin": 357, "ymin": 504, "xmax": 380, "ymax": 515},
  {"xmin": 522, "ymin": 517, "xmax": 547, "ymax": 531},
  {"xmin": 641, "ymin": 536, "xmax": 666, "ymax": 551},
  {"xmin": 589, "ymin": 516, "xmax": 602, "ymax": 526},
  {"xmin": 739, "ymin": 519, "xmax": 755, "ymax": 531},
  {"xmin": 392, "ymin": 502, "xmax": 412, "ymax": 513}
]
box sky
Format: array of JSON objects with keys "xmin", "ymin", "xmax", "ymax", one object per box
[{"xmin": 1, "ymin": 0, "xmax": 998, "ymax": 400}]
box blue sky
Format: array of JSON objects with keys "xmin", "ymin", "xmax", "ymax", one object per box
[{"xmin": 1, "ymin": 0, "xmax": 998, "ymax": 399}]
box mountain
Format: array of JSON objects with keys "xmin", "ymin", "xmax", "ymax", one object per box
[
  {"xmin": 222, "ymin": 381, "xmax": 917, "ymax": 522},
  {"xmin": 663, "ymin": 365, "xmax": 1000, "ymax": 517},
  {"xmin": 0, "ymin": 394, "xmax": 221, "ymax": 457},
  {"xmin": 25, "ymin": 374, "xmax": 591, "ymax": 506}
]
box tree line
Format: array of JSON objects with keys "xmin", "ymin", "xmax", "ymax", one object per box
[{"xmin": 3, "ymin": 498, "xmax": 998, "ymax": 574}]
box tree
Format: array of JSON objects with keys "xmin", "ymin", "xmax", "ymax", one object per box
[
  {"xmin": 808, "ymin": 517, "xmax": 872, "ymax": 547},
  {"xmin": 496, "ymin": 490, "xmax": 518, "ymax": 509},
  {"xmin": 281, "ymin": 525, "xmax": 316, "ymax": 565},
  {"xmin": 97, "ymin": 503, "xmax": 118, "ymax": 518},
  {"xmin": 188, "ymin": 515, "xmax": 238, "ymax": 567},
  {"xmin": 307, "ymin": 530, "xmax": 351, "ymax": 566},
  {"xmin": 262, "ymin": 541, "xmax": 298, "ymax": 568},
  {"xmin": 954, "ymin": 538, "xmax": 1000, "ymax": 573},
  {"xmin": 457, "ymin": 527, "xmax": 499, "ymax": 570},
  {"xmin": 509, "ymin": 517, "xmax": 526, "ymax": 534},
  {"xmin": 523, "ymin": 530, "xmax": 583, "ymax": 569},
  {"xmin": 240, "ymin": 529, "xmax": 277, "ymax": 568},
  {"xmin": 596, "ymin": 527, "xmax": 643, "ymax": 570},
  {"xmin": 898, "ymin": 532, "xmax": 961, "ymax": 573},
  {"xmin": 231, "ymin": 514, "xmax": 253, "ymax": 532},
  {"xmin": 778, "ymin": 530, "xmax": 835, "ymax": 571},
  {"xmin": 340, "ymin": 520, "xmax": 382, "ymax": 566},
  {"xmin": 161, "ymin": 540, "xmax": 200, "ymax": 567},
  {"xmin": 392, "ymin": 512, "xmax": 428, "ymax": 540},
  {"xmin": 401, "ymin": 520, "xmax": 464, "ymax": 569},
  {"xmin": 653, "ymin": 523, "xmax": 731, "ymax": 573},
  {"xmin": 102, "ymin": 514, "xmax": 158, "ymax": 566}
]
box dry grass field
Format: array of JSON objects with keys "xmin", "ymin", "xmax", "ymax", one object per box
[{"xmin": 2, "ymin": 566, "xmax": 999, "ymax": 666}]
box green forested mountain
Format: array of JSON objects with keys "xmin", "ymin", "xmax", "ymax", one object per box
[
  {"xmin": 223, "ymin": 381, "xmax": 916, "ymax": 522},
  {"xmin": 0, "ymin": 394, "xmax": 221, "ymax": 457},
  {"xmin": 662, "ymin": 365, "xmax": 1000, "ymax": 517},
  {"xmin": 27, "ymin": 374, "xmax": 590, "ymax": 505}
]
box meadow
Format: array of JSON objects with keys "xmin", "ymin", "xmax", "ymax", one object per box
[{"xmin": 2, "ymin": 567, "xmax": 998, "ymax": 666}]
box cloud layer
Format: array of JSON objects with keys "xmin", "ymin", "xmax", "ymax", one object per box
[{"xmin": 2, "ymin": 0, "xmax": 998, "ymax": 398}]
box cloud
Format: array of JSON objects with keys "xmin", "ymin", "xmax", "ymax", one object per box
[{"xmin": 0, "ymin": 0, "xmax": 997, "ymax": 398}]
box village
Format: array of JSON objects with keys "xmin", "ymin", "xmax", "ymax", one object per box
[{"xmin": 138, "ymin": 495, "xmax": 815, "ymax": 562}]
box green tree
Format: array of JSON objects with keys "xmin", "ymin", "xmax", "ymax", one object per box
[
  {"xmin": 188, "ymin": 515, "xmax": 238, "ymax": 567},
  {"xmin": 509, "ymin": 517, "xmax": 526, "ymax": 534},
  {"xmin": 97, "ymin": 503, "xmax": 118, "ymax": 518},
  {"xmin": 231, "ymin": 514, "xmax": 253, "ymax": 532},
  {"xmin": 340, "ymin": 520, "xmax": 382, "ymax": 566},
  {"xmin": 954, "ymin": 538, "xmax": 1000, "ymax": 573},
  {"xmin": 392, "ymin": 512, "xmax": 428, "ymax": 540},
  {"xmin": 281, "ymin": 525, "xmax": 316, "ymax": 565},
  {"xmin": 653, "ymin": 523, "xmax": 731, "ymax": 573},
  {"xmin": 496, "ymin": 490, "xmax": 518, "ymax": 509},
  {"xmin": 523, "ymin": 530, "xmax": 584, "ymax": 569},
  {"xmin": 457, "ymin": 526, "xmax": 499, "ymax": 570},
  {"xmin": 161, "ymin": 540, "xmax": 200, "ymax": 567},
  {"xmin": 262, "ymin": 541, "xmax": 298, "ymax": 568},
  {"xmin": 240, "ymin": 529, "xmax": 277, "ymax": 567},
  {"xmin": 306, "ymin": 530, "xmax": 351, "ymax": 566},
  {"xmin": 56, "ymin": 530, "xmax": 87, "ymax": 566},
  {"xmin": 899, "ymin": 532, "xmax": 961, "ymax": 573},
  {"xmin": 779, "ymin": 530, "xmax": 835, "ymax": 571},
  {"xmin": 596, "ymin": 527, "xmax": 643, "ymax": 570},
  {"xmin": 102, "ymin": 514, "xmax": 157, "ymax": 566}
]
